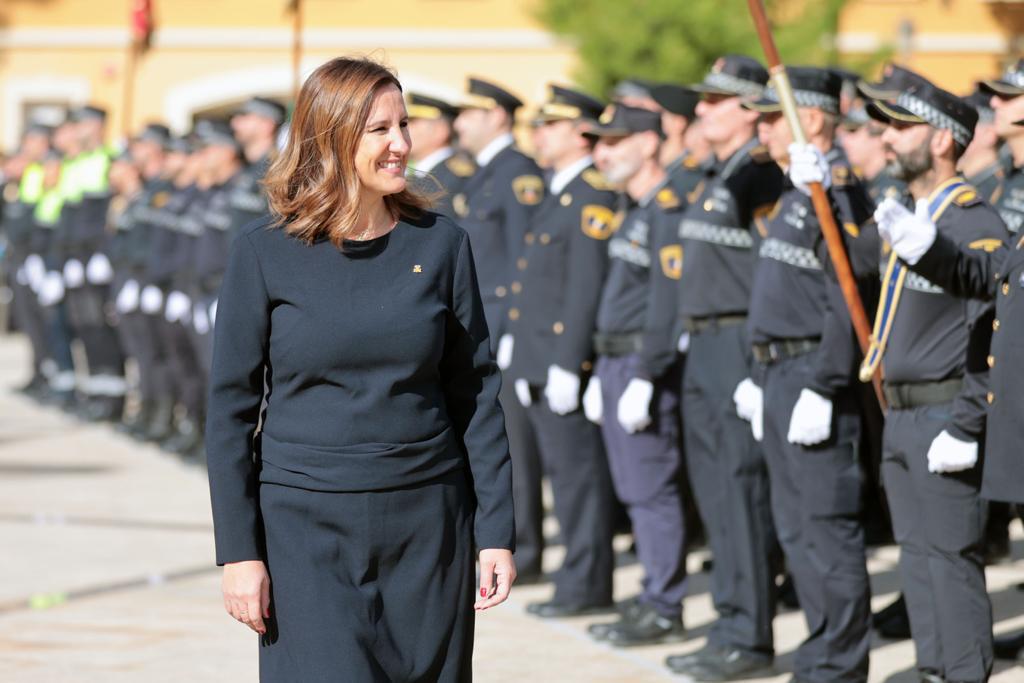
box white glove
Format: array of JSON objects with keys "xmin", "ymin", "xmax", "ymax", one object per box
[
  {"xmin": 86, "ymin": 253, "xmax": 114, "ymax": 285},
  {"xmin": 787, "ymin": 388, "xmax": 833, "ymax": 446},
  {"xmin": 514, "ymin": 378, "xmax": 532, "ymax": 408},
  {"xmin": 24, "ymin": 254, "xmax": 46, "ymax": 291},
  {"xmin": 617, "ymin": 377, "xmax": 654, "ymax": 434},
  {"xmin": 787, "ymin": 143, "xmax": 831, "ymax": 196},
  {"xmin": 733, "ymin": 378, "xmax": 764, "ymax": 442},
  {"xmin": 677, "ymin": 332, "xmax": 691, "ymax": 354},
  {"xmin": 583, "ymin": 376, "xmax": 603, "ymax": 424},
  {"xmin": 63, "ymin": 259, "xmax": 85, "ymax": 289},
  {"xmin": 115, "ymin": 279, "xmax": 140, "ymax": 313},
  {"xmin": 544, "ymin": 364, "xmax": 580, "ymax": 415},
  {"xmin": 875, "ymin": 197, "xmax": 936, "ymax": 266},
  {"xmin": 164, "ymin": 290, "xmax": 191, "ymax": 323},
  {"xmin": 496, "ymin": 334, "xmax": 514, "ymax": 370},
  {"xmin": 38, "ymin": 271, "xmax": 65, "ymax": 306},
  {"xmin": 209, "ymin": 299, "xmax": 218, "ymax": 325},
  {"xmin": 193, "ymin": 302, "xmax": 210, "ymax": 335},
  {"xmin": 140, "ymin": 285, "xmax": 164, "ymax": 314},
  {"xmin": 927, "ymin": 430, "xmax": 979, "ymax": 474}
]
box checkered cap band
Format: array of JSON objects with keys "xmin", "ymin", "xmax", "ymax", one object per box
[
  {"xmin": 763, "ymin": 87, "xmax": 839, "ymax": 114},
  {"xmin": 1002, "ymin": 65, "xmax": 1024, "ymax": 89},
  {"xmin": 896, "ymin": 92, "xmax": 973, "ymax": 148},
  {"xmin": 705, "ymin": 72, "xmax": 764, "ymax": 97}
]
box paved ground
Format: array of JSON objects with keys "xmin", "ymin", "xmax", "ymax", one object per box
[{"xmin": 0, "ymin": 333, "xmax": 1022, "ymax": 682}]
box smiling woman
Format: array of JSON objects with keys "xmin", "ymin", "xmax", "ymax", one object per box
[{"xmin": 205, "ymin": 57, "xmax": 517, "ymax": 682}]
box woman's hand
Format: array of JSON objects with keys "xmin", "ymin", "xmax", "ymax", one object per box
[
  {"xmin": 475, "ymin": 548, "xmax": 516, "ymax": 611},
  {"xmin": 222, "ymin": 560, "xmax": 271, "ymax": 634}
]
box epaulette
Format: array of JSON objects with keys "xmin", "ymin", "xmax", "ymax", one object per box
[
  {"xmin": 445, "ymin": 155, "xmax": 475, "ymax": 178},
  {"xmin": 582, "ymin": 168, "xmax": 613, "ymax": 191},
  {"xmin": 831, "ymin": 165, "xmax": 852, "ymax": 187},
  {"xmin": 683, "ymin": 155, "xmax": 701, "ymax": 170},
  {"xmin": 748, "ymin": 145, "xmax": 772, "ymax": 164},
  {"xmin": 151, "ymin": 190, "xmax": 171, "ymax": 208},
  {"xmin": 968, "ymin": 238, "xmax": 1003, "ymax": 253},
  {"xmin": 952, "ymin": 185, "xmax": 981, "ymax": 207},
  {"xmin": 655, "ymin": 187, "xmax": 681, "ymax": 210}
]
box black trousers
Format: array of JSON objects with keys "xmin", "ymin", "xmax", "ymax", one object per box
[
  {"xmin": 882, "ymin": 405, "xmax": 992, "ymax": 682},
  {"xmin": 761, "ymin": 355, "xmax": 870, "ymax": 682},
  {"xmin": 682, "ymin": 322, "xmax": 776, "ymax": 658},
  {"xmin": 497, "ymin": 377, "xmax": 544, "ymax": 576},
  {"xmin": 116, "ymin": 309, "xmax": 160, "ymax": 404},
  {"xmin": 524, "ymin": 389, "xmax": 614, "ymax": 605},
  {"xmin": 160, "ymin": 317, "xmax": 205, "ymax": 417},
  {"xmin": 10, "ymin": 275, "xmax": 51, "ymax": 377},
  {"xmin": 65, "ymin": 283, "xmax": 125, "ymax": 395},
  {"xmin": 259, "ymin": 469, "xmax": 475, "ymax": 682}
]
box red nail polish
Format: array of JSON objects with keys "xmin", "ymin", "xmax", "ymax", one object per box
[{"xmin": 480, "ymin": 588, "xmax": 487, "ymax": 597}]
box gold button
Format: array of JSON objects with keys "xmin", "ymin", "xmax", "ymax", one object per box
[
  {"xmin": 581, "ymin": 360, "xmax": 592, "ymax": 372},
  {"xmin": 553, "ymin": 321, "xmax": 564, "ymax": 334},
  {"xmin": 511, "ymin": 281, "xmax": 522, "ymax": 294},
  {"xmin": 508, "ymin": 307, "xmax": 520, "ymax": 321},
  {"xmin": 560, "ymin": 193, "xmax": 572, "ymax": 206},
  {"xmin": 517, "ymin": 258, "xmax": 528, "ymax": 270},
  {"xmin": 540, "ymin": 233, "xmax": 551, "ymax": 245},
  {"xmin": 1002, "ymin": 282, "xmax": 1010, "ymax": 295},
  {"xmin": 987, "ymin": 391, "xmax": 995, "ymax": 405},
  {"xmin": 703, "ymin": 199, "xmax": 715, "ymax": 212},
  {"xmin": 993, "ymin": 318, "xmax": 1000, "ymax": 331},
  {"xmin": 524, "ymin": 232, "xmax": 535, "ymax": 245},
  {"xmin": 495, "ymin": 286, "xmax": 507, "ymax": 298},
  {"xmin": 988, "ymin": 354, "xmax": 996, "ymax": 368}
]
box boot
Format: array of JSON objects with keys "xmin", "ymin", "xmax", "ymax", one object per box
[
  {"xmin": 86, "ymin": 396, "xmax": 125, "ymax": 423},
  {"xmin": 144, "ymin": 399, "xmax": 176, "ymax": 442},
  {"xmin": 118, "ymin": 401, "xmax": 154, "ymax": 437},
  {"xmin": 162, "ymin": 415, "xmax": 203, "ymax": 454}
]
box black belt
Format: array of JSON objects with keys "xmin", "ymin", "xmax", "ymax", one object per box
[
  {"xmin": 684, "ymin": 314, "xmax": 747, "ymax": 335},
  {"xmin": 593, "ymin": 332, "xmax": 643, "ymax": 356},
  {"xmin": 752, "ymin": 338, "xmax": 820, "ymax": 365},
  {"xmin": 883, "ymin": 378, "xmax": 963, "ymax": 410}
]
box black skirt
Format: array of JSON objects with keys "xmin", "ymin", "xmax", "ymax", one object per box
[{"xmin": 258, "ymin": 468, "xmax": 475, "ymax": 682}]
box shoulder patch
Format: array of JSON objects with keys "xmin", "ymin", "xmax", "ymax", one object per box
[
  {"xmin": 656, "ymin": 187, "xmax": 681, "ymax": 210},
  {"xmin": 445, "ymin": 156, "xmax": 475, "ymax": 178},
  {"xmin": 831, "ymin": 165, "xmax": 851, "ymax": 187},
  {"xmin": 453, "ymin": 193, "xmax": 469, "ymax": 218},
  {"xmin": 749, "ymin": 145, "xmax": 772, "ymax": 164},
  {"xmin": 151, "ymin": 191, "xmax": 170, "ymax": 208},
  {"xmin": 968, "ymin": 238, "xmax": 1004, "ymax": 253},
  {"xmin": 512, "ymin": 175, "xmax": 544, "ymax": 206},
  {"xmin": 581, "ymin": 204, "xmax": 616, "ymax": 240},
  {"xmin": 582, "ymin": 168, "xmax": 613, "ymax": 191},
  {"xmin": 953, "ymin": 187, "xmax": 980, "ymax": 207},
  {"xmin": 843, "ymin": 222, "xmax": 861, "ymax": 238},
  {"xmin": 659, "ymin": 244, "xmax": 683, "ymax": 280},
  {"xmin": 683, "ymin": 155, "xmax": 701, "ymax": 170}
]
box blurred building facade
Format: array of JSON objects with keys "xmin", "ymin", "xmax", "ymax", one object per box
[{"xmin": 1, "ymin": 0, "xmax": 1024, "ymax": 150}]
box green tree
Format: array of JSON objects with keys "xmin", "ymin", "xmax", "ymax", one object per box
[{"xmin": 535, "ymin": 0, "xmax": 850, "ymax": 96}]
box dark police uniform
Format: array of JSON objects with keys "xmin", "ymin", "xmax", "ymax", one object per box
[
  {"xmin": 866, "ymin": 83, "xmax": 1002, "ymax": 682},
  {"xmin": 206, "ymin": 214, "xmax": 514, "ymax": 683},
  {"xmin": 666, "ymin": 56, "xmax": 784, "ymax": 679},
  {"xmin": 981, "ymin": 60, "xmax": 1024, "ymax": 235},
  {"xmin": 651, "ymin": 83, "xmax": 710, "ymax": 202},
  {"xmin": 743, "ymin": 68, "xmax": 874, "ymax": 682},
  {"xmin": 406, "ymin": 93, "xmax": 477, "ymax": 219}
]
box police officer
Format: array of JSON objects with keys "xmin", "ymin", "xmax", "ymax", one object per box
[
  {"xmin": 500, "ymin": 85, "xmax": 617, "ymax": 606},
  {"xmin": 453, "ymin": 77, "xmax": 545, "ymax": 577},
  {"xmin": 982, "ymin": 59, "xmax": 1024, "ymax": 236},
  {"xmin": 879, "ymin": 114, "xmax": 1024, "ymax": 666},
  {"xmin": 650, "ymin": 84, "xmax": 712, "ymax": 200},
  {"xmin": 577, "ymin": 103, "xmax": 690, "ymax": 644},
  {"xmin": 664, "ymin": 54, "xmax": 784, "ymax": 681},
  {"xmin": 961, "ymin": 85, "xmax": 1005, "ymax": 204},
  {"xmin": 406, "ymin": 92, "xmax": 476, "ymax": 218},
  {"xmin": 866, "ymin": 79, "xmax": 1003, "ymax": 683},
  {"xmin": 744, "ymin": 67, "xmax": 874, "ymax": 682},
  {"xmin": 3, "ymin": 124, "xmax": 53, "ymax": 398}
]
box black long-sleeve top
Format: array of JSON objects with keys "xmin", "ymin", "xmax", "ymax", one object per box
[{"xmin": 205, "ymin": 213, "xmax": 514, "ymax": 565}]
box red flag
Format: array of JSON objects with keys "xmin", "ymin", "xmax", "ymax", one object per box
[{"xmin": 131, "ymin": 0, "xmax": 154, "ymax": 49}]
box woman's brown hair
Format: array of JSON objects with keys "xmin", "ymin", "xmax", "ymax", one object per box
[{"xmin": 264, "ymin": 57, "xmax": 430, "ymax": 245}]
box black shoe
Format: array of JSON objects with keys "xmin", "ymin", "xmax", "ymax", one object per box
[
  {"xmin": 515, "ymin": 569, "xmax": 546, "ymax": 586},
  {"xmin": 605, "ymin": 603, "xmax": 685, "ymax": 647},
  {"xmin": 777, "ymin": 574, "xmax": 800, "ymax": 612},
  {"xmin": 162, "ymin": 418, "xmax": 203, "ymax": 454},
  {"xmin": 144, "ymin": 400, "xmax": 175, "ymax": 442},
  {"xmin": 86, "ymin": 396, "xmax": 124, "ymax": 423},
  {"xmin": 670, "ymin": 648, "xmax": 773, "ymax": 681},
  {"xmin": 876, "ymin": 600, "xmax": 911, "ymax": 640},
  {"xmin": 984, "ymin": 535, "xmax": 1011, "ymax": 565},
  {"xmin": 918, "ymin": 670, "xmax": 944, "ymax": 683},
  {"xmin": 587, "ymin": 598, "xmax": 644, "ymax": 641},
  {"xmin": 117, "ymin": 402, "xmax": 153, "ymax": 436},
  {"xmin": 994, "ymin": 630, "xmax": 1024, "ymax": 660},
  {"xmin": 525, "ymin": 599, "xmax": 615, "ymax": 618},
  {"xmin": 16, "ymin": 375, "xmax": 46, "ymax": 397},
  {"xmin": 666, "ymin": 644, "xmax": 727, "ymax": 672}
]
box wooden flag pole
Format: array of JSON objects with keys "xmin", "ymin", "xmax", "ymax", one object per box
[{"xmin": 746, "ymin": 0, "xmax": 887, "ymax": 411}]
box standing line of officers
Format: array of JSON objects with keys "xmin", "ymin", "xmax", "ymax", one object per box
[
  {"xmin": 0, "ymin": 96, "xmax": 286, "ymax": 460},
  {"xmin": 3, "ymin": 54, "xmax": 1024, "ymax": 683}
]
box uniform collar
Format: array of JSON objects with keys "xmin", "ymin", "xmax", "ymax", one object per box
[
  {"xmin": 550, "ymin": 155, "xmax": 593, "ymax": 195},
  {"xmin": 414, "ymin": 146, "xmax": 454, "ymax": 174},
  {"xmin": 714, "ymin": 137, "xmax": 760, "ymax": 180},
  {"xmin": 637, "ymin": 175, "xmax": 670, "ymax": 208},
  {"xmin": 476, "ymin": 132, "xmax": 515, "ymax": 167}
]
